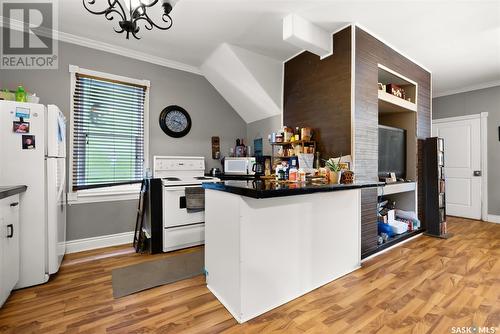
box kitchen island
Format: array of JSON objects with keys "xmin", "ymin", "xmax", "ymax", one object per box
[{"xmin": 202, "ymin": 179, "xmax": 380, "ymax": 323}]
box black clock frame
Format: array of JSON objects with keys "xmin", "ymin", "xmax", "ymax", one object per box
[{"xmin": 159, "ymin": 105, "xmax": 192, "ymax": 138}]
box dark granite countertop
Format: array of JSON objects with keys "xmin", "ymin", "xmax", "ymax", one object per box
[
  {"xmin": 0, "ymin": 185, "xmax": 27, "ymax": 200},
  {"xmin": 202, "ymin": 179, "xmax": 382, "ymax": 199},
  {"xmin": 205, "ymin": 173, "xmax": 260, "ymax": 181}
]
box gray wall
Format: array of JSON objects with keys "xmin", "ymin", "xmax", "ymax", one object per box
[
  {"xmin": 246, "ymin": 115, "xmax": 281, "ymax": 156},
  {"xmin": 0, "ymin": 41, "xmax": 247, "ymax": 240},
  {"xmin": 432, "ymin": 86, "xmax": 500, "ymax": 215}
]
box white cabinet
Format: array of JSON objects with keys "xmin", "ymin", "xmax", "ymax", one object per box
[{"xmin": 0, "ymin": 194, "xmax": 20, "ymax": 307}]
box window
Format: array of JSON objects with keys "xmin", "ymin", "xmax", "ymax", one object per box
[{"xmin": 69, "ymin": 66, "xmax": 149, "ymax": 203}]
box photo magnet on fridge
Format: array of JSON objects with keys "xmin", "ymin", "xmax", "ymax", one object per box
[
  {"xmin": 13, "ymin": 121, "xmax": 30, "ymax": 133},
  {"xmin": 22, "ymin": 135, "xmax": 35, "ymax": 149}
]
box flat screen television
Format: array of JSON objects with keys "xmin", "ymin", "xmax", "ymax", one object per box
[{"xmin": 378, "ymin": 125, "xmax": 406, "ymax": 179}]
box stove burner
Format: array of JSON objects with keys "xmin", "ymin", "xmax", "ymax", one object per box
[
  {"xmin": 163, "ymin": 177, "xmax": 181, "ymax": 181},
  {"xmin": 194, "ymin": 176, "xmax": 213, "ymax": 180}
]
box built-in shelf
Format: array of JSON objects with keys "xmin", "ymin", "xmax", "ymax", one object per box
[
  {"xmin": 270, "ymin": 140, "xmax": 315, "ymax": 146},
  {"xmin": 378, "ymin": 181, "xmax": 416, "ymax": 196},
  {"xmin": 362, "ymin": 228, "xmax": 423, "ymax": 259},
  {"xmin": 378, "ymin": 90, "xmax": 417, "ymax": 113},
  {"xmin": 378, "ymin": 64, "xmax": 418, "ymax": 114}
]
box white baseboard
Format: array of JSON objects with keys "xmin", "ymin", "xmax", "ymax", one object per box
[
  {"xmin": 65, "ymin": 231, "xmax": 135, "ymax": 254},
  {"xmin": 486, "ymin": 215, "xmax": 500, "ymax": 224}
]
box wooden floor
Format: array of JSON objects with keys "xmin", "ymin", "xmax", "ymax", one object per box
[{"xmin": 0, "ymin": 217, "xmax": 499, "ymax": 333}]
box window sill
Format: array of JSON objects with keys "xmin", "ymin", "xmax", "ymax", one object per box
[{"xmin": 68, "ymin": 184, "xmax": 141, "ymax": 205}]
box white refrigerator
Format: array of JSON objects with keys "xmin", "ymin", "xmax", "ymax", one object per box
[{"xmin": 0, "ymin": 101, "xmax": 67, "ymax": 288}]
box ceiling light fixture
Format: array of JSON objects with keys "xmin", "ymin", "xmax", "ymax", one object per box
[{"xmin": 83, "ymin": 0, "xmax": 174, "ymax": 40}]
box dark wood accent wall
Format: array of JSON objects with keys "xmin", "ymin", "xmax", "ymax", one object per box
[
  {"xmin": 354, "ymin": 27, "xmax": 431, "ymax": 223},
  {"xmin": 283, "ymin": 26, "xmax": 352, "ymax": 159},
  {"xmin": 361, "ymin": 188, "xmax": 378, "ymax": 256}
]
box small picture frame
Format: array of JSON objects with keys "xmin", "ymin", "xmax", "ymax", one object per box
[
  {"xmin": 22, "ymin": 135, "xmax": 35, "ymax": 149},
  {"xmin": 339, "ymin": 162, "xmax": 350, "ymax": 171},
  {"xmin": 13, "ymin": 121, "xmax": 30, "ymax": 133}
]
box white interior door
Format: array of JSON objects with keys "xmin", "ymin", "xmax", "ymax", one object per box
[{"xmin": 432, "ymin": 117, "xmax": 482, "ymax": 219}]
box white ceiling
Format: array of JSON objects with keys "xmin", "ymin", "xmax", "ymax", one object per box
[{"xmin": 61, "ymin": 0, "xmax": 500, "ymax": 97}]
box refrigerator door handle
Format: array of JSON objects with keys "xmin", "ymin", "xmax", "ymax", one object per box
[
  {"xmin": 56, "ymin": 161, "xmax": 66, "ymax": 202},
  {"xmin": 7, "ymin": 224, "xmax": 13, "ymax": 238}
]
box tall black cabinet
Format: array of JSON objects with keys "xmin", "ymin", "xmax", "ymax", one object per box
[{"xmin": 423, "ymin": 137, "xmax": 451, "ymax": 238}]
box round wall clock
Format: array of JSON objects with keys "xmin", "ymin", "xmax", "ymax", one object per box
[{"xmin": 159, "ymin": 105, "xmax": 192, "ymax": 138}]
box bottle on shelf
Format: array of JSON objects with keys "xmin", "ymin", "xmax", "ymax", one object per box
[{"xmin": 294, "ymin": 127, "xmax": 301, "ymax": 141}]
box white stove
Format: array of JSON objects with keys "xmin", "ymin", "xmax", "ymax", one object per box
[
  {"xmin": 160, "ymin": 176, "xmax": 219, "ymax": 187},
  {"xmin": 153, "ymin": 156, "xmax": 219, "ymax": 252}
]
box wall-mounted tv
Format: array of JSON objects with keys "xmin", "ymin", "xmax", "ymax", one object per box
[{"xmin": 378, "ymin": 125, "xmax": 406, "ymax": 179}]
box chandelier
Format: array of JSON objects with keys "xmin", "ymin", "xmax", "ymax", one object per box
[{"xmin": 83, "ymin": 0, "xmax": 175, "ymax": 40}]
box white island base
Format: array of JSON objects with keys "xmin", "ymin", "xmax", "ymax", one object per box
[{"xmin": 204, "ymin": 188, "xmax": 362, "ymax": 323}]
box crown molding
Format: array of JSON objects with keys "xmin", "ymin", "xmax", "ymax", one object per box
[
  {"xmin": 433, "ymin": 80, "xmax": 500, "ymax": 98},
  {"xmin": 0, "ymin": 16, "xmax": 202, "ymax": 75}
]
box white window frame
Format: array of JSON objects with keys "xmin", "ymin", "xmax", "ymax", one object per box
[{"xmin": 68, "ymin": 65, "xmax": 150, "ymax": 204}]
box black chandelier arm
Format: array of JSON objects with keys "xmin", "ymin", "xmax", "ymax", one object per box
[
  {"xmin": 109, "ymin": 0, "xmax": 126, "ymax": 19},
  {"xmin": 82, "ymin": 0, "xmax": 124, "ymax": 17},
  {"xmin": 83, "ymin": 0, "xmax": 127, "ymax": 34},
  {"xmin": 134, "ymin": 16, "xmax": 154, "ymax": 31},
  {"xmin": 140, "ymin": 10, "xmax": 173, "ymax": 30},
  {"xmin": 131, "ymin": 29, "xmax": 141, "ymax": 40},
  {"xmin": 104, "ymin": 8, "xmax": 126, "ymax": 23}
]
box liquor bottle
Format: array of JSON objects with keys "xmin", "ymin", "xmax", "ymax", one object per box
[{"xmin": 295, "ymin": 127, "xmax": 301, "ymax": 141}]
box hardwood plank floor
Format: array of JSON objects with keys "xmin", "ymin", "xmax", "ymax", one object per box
[{"xmin": 0, "ymin": 217, "xmax": 498, "ymax": 333}]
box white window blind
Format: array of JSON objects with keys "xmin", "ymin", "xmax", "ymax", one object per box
[{"xmin": 72, "ymin": 73, "xmax": 145, "ymax": 191}]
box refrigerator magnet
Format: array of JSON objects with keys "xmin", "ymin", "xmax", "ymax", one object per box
[
  {"xmin": 22, "ymin": 135, "xmax": 35, "ymax": 149},
  {"xmin": 15, "ymin": 107, "xmax": 30, "ymax": 119},
  {"xmin": 13, "ymin": 121, "xmax": 30, "ymax": 133}
]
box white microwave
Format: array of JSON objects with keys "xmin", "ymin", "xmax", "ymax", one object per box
[{"xmin": 224, "ymin": 157, "xmax": 256, "ymax": 175}]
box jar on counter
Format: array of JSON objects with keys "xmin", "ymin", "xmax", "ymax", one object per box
[
  {"xmin": 298, "ymin": 169, "xmax": 306, "ymax": 182},
  {"xmin": 289, "ymin": 167, "xmax": 298, "ymax": 182},
  {"xmin": 276, "ymin": 165, "xmax": 286, "ymax": 181},
  {"xmin": 278, "ymin": 168, "xmax": 286, "ymax": 181}
]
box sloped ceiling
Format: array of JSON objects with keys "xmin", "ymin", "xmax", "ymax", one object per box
[{"xmin": 201, "ymin": 44, "xmax": 282, "ymax": 124}]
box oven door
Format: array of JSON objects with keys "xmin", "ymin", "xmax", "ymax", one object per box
[{"xmin": 163, "ymin": 185, "xmax": 204, "ymax": 228}]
